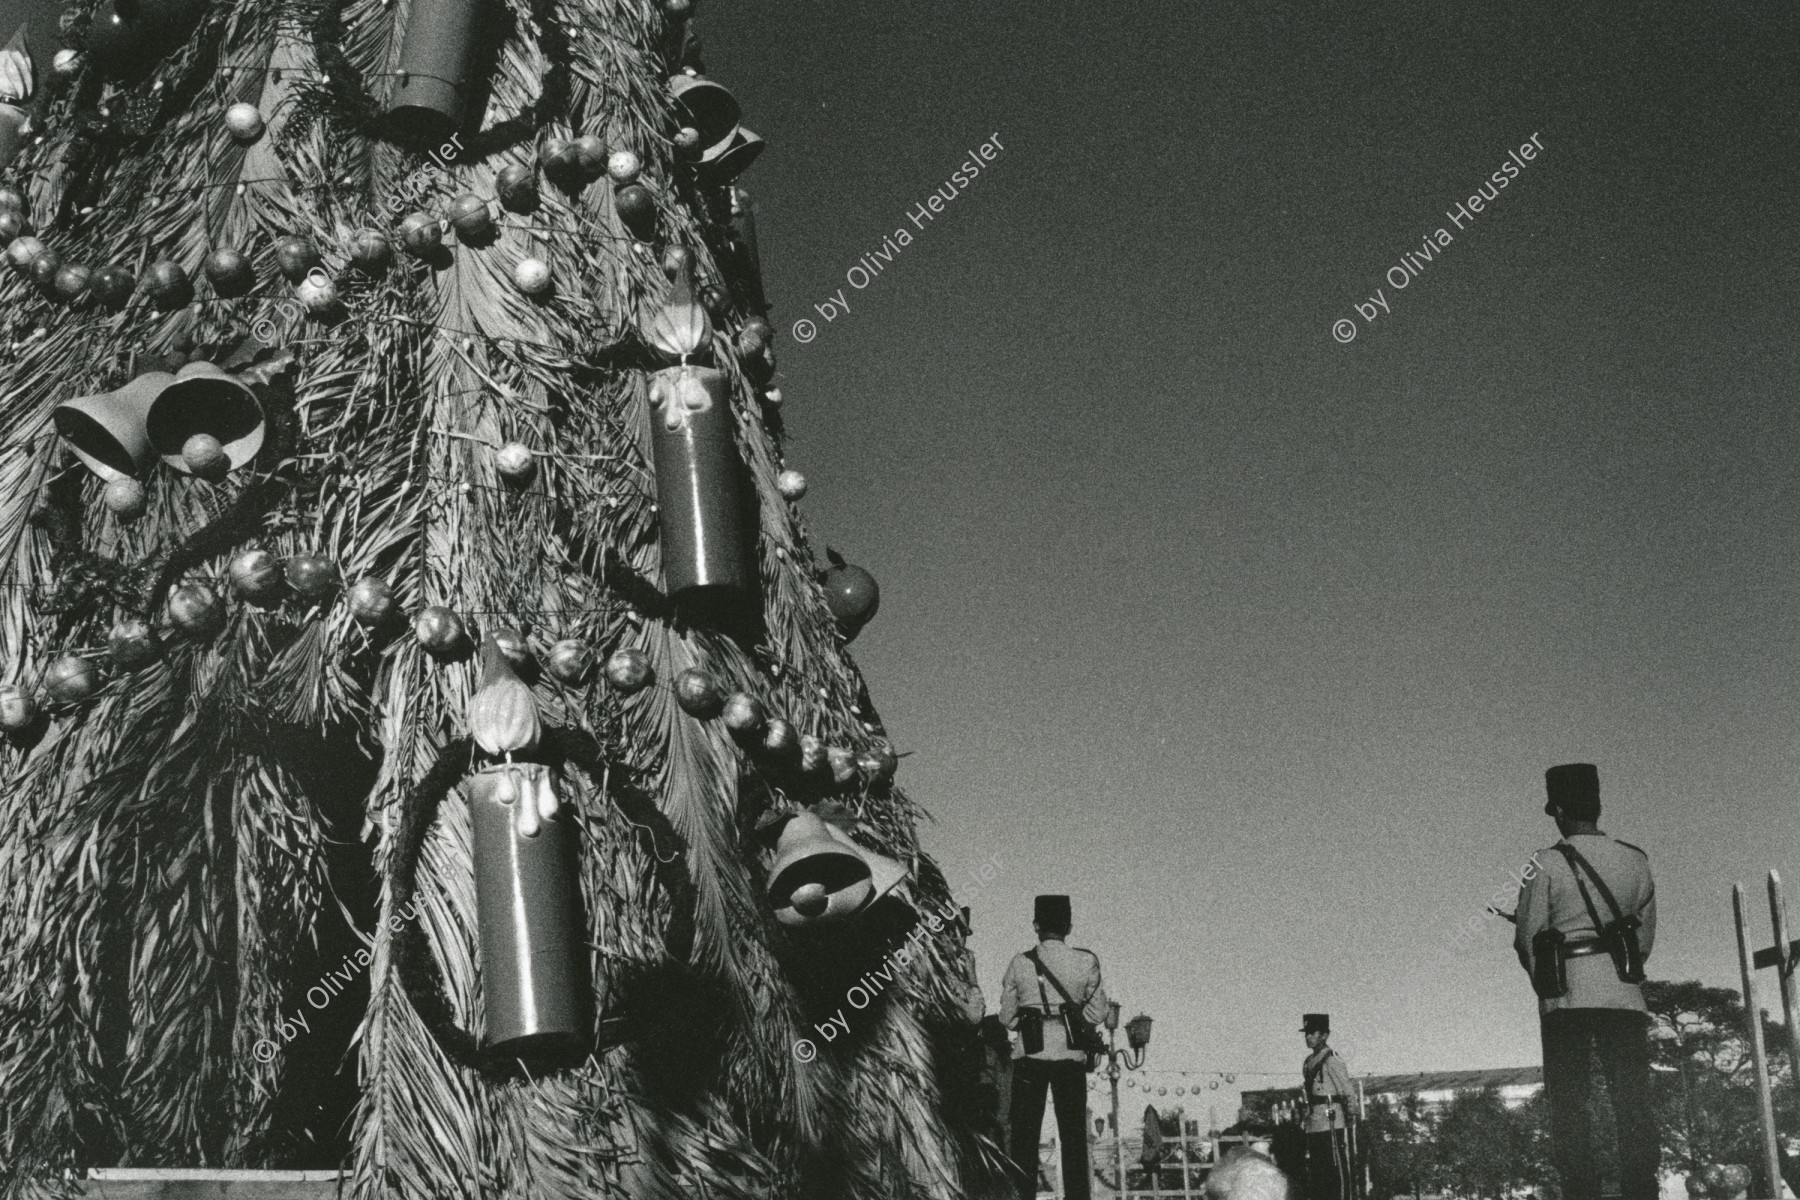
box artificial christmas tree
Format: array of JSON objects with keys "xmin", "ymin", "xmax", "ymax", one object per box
[{"xmin": 0, "ymin": 1, "xmax": 1003, "ymax": 1197}]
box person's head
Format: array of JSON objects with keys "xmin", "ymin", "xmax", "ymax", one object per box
[
  {"xmin": 1544, "ymin": 763, "xmax": 1601, "ymax": 834},
  {"xmin": 1206, "ymin": 1149, "xmax": 1290, "ymax": 1200},
  {"xmin": 1033, "ymin": 894, "xmax": 1072, "ymax": 940},
  {"xmin": 1301, "ymin": 1013, "xmax": 1329, "ymax": 1050}
]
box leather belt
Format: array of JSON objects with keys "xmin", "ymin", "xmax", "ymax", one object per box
[{"xmin": 1561, "ymin": 939, "xmax": 1610, "ymax": 958}]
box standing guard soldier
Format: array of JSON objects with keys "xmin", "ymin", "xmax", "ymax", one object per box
[
  {"xmin": 1298, "ymin": 1013, "xmax": 1357, "ymax": 1200},
  {"xmin": 1514, "ymin": 763, "xmax": 1658, "ymax": 1200},
  {"xmin": 1000, "ymin": 894, "xmax": 1108, "ymax": 1200}
]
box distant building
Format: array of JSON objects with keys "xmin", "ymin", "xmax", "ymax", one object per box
[
  {"xmin": 1239, "ymin": 1065, "xmax": 1542, "ymax": 1126},
  {"xmin": 1359, "ymin": 1066, "xmax": 1542, "ymax": 1112}
]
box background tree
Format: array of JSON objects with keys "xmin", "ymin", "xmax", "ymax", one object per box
[
  {"xmin": 1646, "ymin": 980, "xmax": 1796, "ymax": 1188},
  {"xmin": 1364, "ymin": 1092, "xmax": 1432, "ymax": 1200},
  {"xmin": 0, "ymin": 0, "xmax": 1003, "ymax": 1197}
]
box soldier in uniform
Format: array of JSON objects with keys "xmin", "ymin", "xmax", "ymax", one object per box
[
  {"xmin": 999, "ymin": 894, "xmax": 1108, "ymax": 1200},
  {"xmin": 1514, "ymin": 763, "xmax": 1658, "ymax": 1200},
  {"xmin": 1298, "ymin": 1014, "xmax": 1356, "ymax": 1200}
]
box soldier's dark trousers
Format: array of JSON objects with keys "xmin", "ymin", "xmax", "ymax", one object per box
[
  {"xmin": 1008, "ymin": 1058, "xmax": 1089, "ymax": 1200},
  {"xmin": 1541, "ymin": 1008, "xmax": 1659, "ymax": 1200},
  {"xmin": 1305, "ymin": 1128, "xmax": 1354, "ymax": 1200}
]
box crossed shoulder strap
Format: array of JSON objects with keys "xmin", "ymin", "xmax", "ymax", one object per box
[
  {"xmin": 1554, "ymin": 843, "xmax": 1635, "ymax": 928},
  {"xmin": 1025, "ymin": 948, "xmax": 1092, "ymax": 1008}
]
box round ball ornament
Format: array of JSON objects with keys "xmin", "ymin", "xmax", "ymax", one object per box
[
  {"xmin": 541, "ymin": 137, "xmax": 582, "ymax": 180},
  {"xmin": 762, "ymin": 387, "xmax": 784, "ymax": 407},
  {"xmin": 347, "ymin": 577, "xmax": 396, "ymax": 625},
  {"xmin": 0, "ymin": 684, "xmax": 38, "ymax": 733},
  {"xmin": 857, "ymin": 747, "xmax": 899, "ymax": 782},
  {"xmin": 449, "ymin": 193, "xmax": 494, "ymax": 241},
  {"xmin": 721, "ymin": 691, "xmax": 766, "ymax": 737},
  {"xmin": 665, "ymin": 0, "xmax": 693, "ymax": 17},
  {"xmin": 662, "ymin": 244, "xmax": 692, "ymax": 279},
  {"xmin": 775, "ymin": 469, "xmax": 807, "ymax": 501},
  {"xmin": 181, "ymin": 434, "xmax": 229, "ymax": 479},
  {"xmin": 497, "ymin": 165, "xmax": 539, "ymax": 212},
  {"xmin": 204, "ymin": 247, "xmax": 253, "ymax": 297},
  {"xmin": 798, "ymin": 734, "xmax": 828, "ymax": 776},
  {"xmin": 735, "ymin": 323, "xmax": 768, "ymax": 358},
  {"xmin": 224, "ymin": 102, "xmax": 265, "ymax": 142},
  {"xmin": 90, "ymin": 264, "xmax": 135, "ymax": 307},
  {"xmin": 6, "ymin": 235, "xmax": 44, "ymax": 272},
  {"xmin": 167, "ymin": 583, "xmax": 225, "ymax": 637},
  {"xmin": 102, "ymin": 477, "xmax": 147, "ymax": 520},
  {"xmin": 143, "ymin": 260, "xmax": 192, "ymax": 309},
  {"xmin": 495, "ymin": 442, "xmax": 536, "ymax": 483},
  {"xmin": 761, "ymin": 717, "xmax": 799, "ymax": 760},
  {"xmin": 674, "ymin": 668, "xmax": 724, "ymax": 718},
  {"xmin": 109, "ymin": 619, "xmax": 162, "ymax": 671},
  {"xmin": 28, "ymin": 247, "xmax": 62, "ymax": 288},
  {"xmin": 295, "ymin": 273, "xmax": 338, "ymax": 314},
  {"xmin": 0, "ymin": 185, "xmax": 24, "ymax": 211},
  {"xmin": 273, "ymin": 235, "xmax": 321, "ymax": 281},
  {"xmin": 349, "ymin": 230, "xmax": 393, "ymax": 274},
  {"xmin": 399, "ymin": 213, "xmax": 442, "ymax": 256},
  {"xmin": 0, "ymin": 209, "xmax": 26, "ymax": 242},
  {"xmin": 50, "ymin": 262, "xmax": 90, "ymax": 303},
  {"xmin": 51, "ymin": 48, "xmax": 82, "ymax": 79},
  {"xmin": 604, "ymin": 647, "xmax": 653, "ymax": 693},
  {"xmin": 827, "ymin": 746, "xmax": 858, "ymax": 786},
  {"xmin": 699, "ymin": 285, "xmax": 729, "ymax": 320},
  {"xmin": 285, "ymin": 553, "xmax": 339, "ymax": 601},
  {"xmin": 545, "ymin": 639, "xmax": 593, "ymax": 685},
  {"xmin": 672, "ymin": 126, "xmax": 702, "ymax": 160},
  {"xmin": 573, "ymin": 135, "xmax": 609, "ymax": 176},
  {"xmin": 229, "ymin": 548, "xmax": 283, "ymax": 601},
  {"xmin": 45, "ymin": 654, "xmax": 99, "ymax": 704},
  {"xmin": 606, "ymin": 150, "xmax": 641, "ymax": 185},
  {"xmin": 614, "ymin": 185, "xmax": 655, "ymax": 236},
  {"xmin": 512, "ymin": 257, "xmax": 552, "ymax": 296},
  {"xmin": 414, "ymin": 605, "xmax": 471, "ymax": 660},
  {"xmin": 822, "ymin": 562, "xmax": 880, "ymax": 638}
]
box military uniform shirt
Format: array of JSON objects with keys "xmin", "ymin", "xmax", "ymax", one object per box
[
  {"xmin": 997, "ymin": 937, "xmax": 1107, "ymax": 1062},
  {"xmin": 1513, "ymin": 833, "xmax": 1656, "ymax": 1014},
  {"xmin": 1301, "ymin": 1047, "xmax": 1354, "ymax": 1133}
]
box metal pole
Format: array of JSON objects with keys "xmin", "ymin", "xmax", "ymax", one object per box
[
  {"xmin": 1767, "ymin": 871, "xmax": 1800, "ymax": 1113},
  {"xmin": 1735, "ymin": 883, "xmax": 1784, "ymax": 1199},
  {"xmin": 1110, "ymin": 1030, "xmax": 1125, "ymax": 1200}
]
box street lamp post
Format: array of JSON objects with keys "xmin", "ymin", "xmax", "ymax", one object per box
[{"xmin": 1103, "ymin": 1003, "xmax": 1153, "ymax": 1199}]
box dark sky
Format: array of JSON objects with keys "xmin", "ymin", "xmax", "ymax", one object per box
[{"xmin": 704, "ymin": 0, "xmax": 1800, "ymax": 1108}]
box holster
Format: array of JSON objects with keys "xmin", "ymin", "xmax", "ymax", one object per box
[
  {"xmin": 1017, "ymin": 1008, "xmax": 1045, "ymax": 1055},
  {"xmin": 1531, "ymin": 928, "xmax": 1568, "ymax": 999},
  {"xmin": 1610, "ymin": 915, "xmax": 1647, "ymax": 984}
]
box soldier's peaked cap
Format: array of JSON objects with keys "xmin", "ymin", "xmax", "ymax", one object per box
[{"xmin": 1544, "ymin": 762, "xmax": 1601, "ymax": 819}]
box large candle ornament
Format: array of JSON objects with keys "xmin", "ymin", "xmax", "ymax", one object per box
[
  {"xmin": 387, "ymin": 0, "xmax": 486, "ymax": 139},
  {"xmin": 465, "ymin": 763, "xmax": 591, "ymax": 1061},
  {"xmin": 648, "ymin": 364, "xmax": 757, "ymax": 608}
]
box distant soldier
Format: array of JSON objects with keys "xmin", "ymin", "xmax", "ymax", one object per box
[
  {"xmin": 999, "ymin": 894, "xmax": 1108, "ymax": 1200},
  {"xmin": 1298, "ymin": 1014, "xmax": 1355, "ymax": 1200},
  {"xmin": 1514, "ymin": 763, "xmax": 1658, "ymax": 1200}
]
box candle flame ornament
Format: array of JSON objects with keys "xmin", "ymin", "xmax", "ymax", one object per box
[{"xmin": 468, "ymin": 635, "xmax": 541, "ymax": 755}]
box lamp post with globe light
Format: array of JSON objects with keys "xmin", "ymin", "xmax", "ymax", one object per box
[{"xmin": 1102, "ymin": 1003, "xmax": 1153, "ymax": 1198}]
